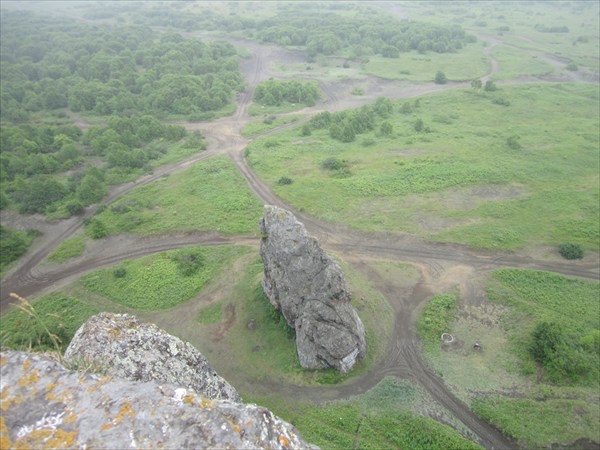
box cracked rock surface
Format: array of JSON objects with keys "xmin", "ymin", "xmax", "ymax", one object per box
[
  {"xmin": 65, "ymin": 312, "xmax": 240, "ymax": 402},
  {"xmin": 259, "ymin": 205, "xmax": 366, "ymax": 372},
  {"xmin": 0, "ymin": 350, "xmax": 317, "ymax": 449}
]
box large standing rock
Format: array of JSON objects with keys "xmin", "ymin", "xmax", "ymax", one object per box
[
  {"xmin": 65, "ymin": 312, "xmax": 240, "ymax": 402},
  {"xmin": 259, "ymin": 205, "xmax": 366, "ymax": 372},
  {"xmin": 0, "ymin": 351, "xmax": 318, "ymax": 449}
]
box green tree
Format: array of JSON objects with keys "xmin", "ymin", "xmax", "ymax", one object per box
[
  {"xmin": 484, "ymin": 80, "xmax": 497, "ymax": 92},
  {"xmin": 380, "ymin": 121, "xmax": 393, "ymax": 136},
  {"xmin": 471, "ymin": 79, "xmax": 482, "ymax": 89},
  {"xmin": 559, "ymin": 243, "xmax": 584, "ymax": 260},
  {"xmin": 434, "ymin": 70, "xmax": 447, "ymax": 84}
]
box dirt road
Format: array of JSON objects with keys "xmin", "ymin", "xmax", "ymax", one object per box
[{"xmin": 1, "ymin": 34, "xmax": 598, "ymax": 450}]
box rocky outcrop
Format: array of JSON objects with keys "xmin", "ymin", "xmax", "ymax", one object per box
[
  {"xmin": 0, "ymin": 351, "xmax": 317, "ymax": 449},
  {"xmin": 259, "ymin": 205, "xmax": 366, "ymax": 372},
  {"xmin": 64, "ymin": 312, "xmax": 240, "ymax": 402}
]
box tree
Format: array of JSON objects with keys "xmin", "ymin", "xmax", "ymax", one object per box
[
  {"xmin": 530, "ymin": 321, "xmax": 564, "ymax": 364},
  {"xmin": 414, "ymin": 118, "xmax": 424, "ymax": 132},
  {"xmin": 471, "ymin": 79, "xmax": 482, "ymax": 89},
  {"xmin": 484, "ymin": 80, "xmax": 497, "ymax": 92},
  {"xmin": 380, "ymin": 121, "xmax": 393, "ymax": 136},
  {"xmin": 434, "ymin": 70, "xmax": 447, "ymax": 84}
]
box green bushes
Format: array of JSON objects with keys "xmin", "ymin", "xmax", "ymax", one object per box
[
  {"xmin": 529, "ymin": 321, "xmax": 597, "ymax": 384},
  {"xmin": 0, "ymin": 226, "xmax": 36, "ymax": 272},
  {"xmin": 559, "ymin": 243, "xmax": 584, "ymax": 260},
  {"xmin": 254, "ymin": 79, "xmax": 320, "ymax": 107}
]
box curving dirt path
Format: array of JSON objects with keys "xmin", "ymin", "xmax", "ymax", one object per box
[{"xmin": 2, "ymin": 34, "xmax": 599, "ymax": 450}]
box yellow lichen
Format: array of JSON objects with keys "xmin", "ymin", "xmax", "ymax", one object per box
[
  {"xmin": 14, "ymin": 428, "xmax": 78, "ymax": 449},
  {"xmin": 182, "ymin": 395, "xmax": 195, "ymax": 405},
  {"xmin": 64, "ymin": 412, "xmax": 77, "ymax": 424},
  {"xmin": 200, "ymin": 398, "xmax": 213, "ymax": 409},
  {"xmin": 0, "ymin": 388, "xmax": 22, "ymax": 412},
  {"xmin": 100, "ymin": 423, "xmax": 113, "ymax": 431},
  {"xmin": 0, "ymin": 416, "xmax": 13, "ymax": 449},
  {"xmin": 22, "ymin": 359, "xmax": 31, "ymax": 370},
  {"xmin": 18, "ymin": 368, "xmax": 40, "ymax": 387},
  {"xmin": 0, "ymin": 356, "xmax": 8, "ymax": 367},
  {"xmin": 115, "ymin": 401, "xmax": 135, "ymax": 423},
  {"xmin": 279, "ymin": 434, "xmax": 290, "ymax": 448}
]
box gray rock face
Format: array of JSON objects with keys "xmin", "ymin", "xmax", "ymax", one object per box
[
  {"xmin": 65, "ymin": 312, "xmax": 240, "ymax": 402},
  {"xmin": 259, "ymin": 205, "xmax": 366, "ymax": 372},
  {"xmin": 0, "ymin": 351, "xmax": 318, "ymax": 450}
]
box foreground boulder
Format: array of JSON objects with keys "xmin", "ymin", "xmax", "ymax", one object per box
[
  {"xmin": 0, "ymin": 351, "xmax": 317, "ymax": 449},
  {"xmin": 259, "ymin": 205, "xmax": 366, "ymax": 372},
  {"xmin": 65, "ymin": 312, "xmax": 240, "ymax": 402}
]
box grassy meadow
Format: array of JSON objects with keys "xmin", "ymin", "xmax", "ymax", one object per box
[
  {"xmin": 418, "ymin": 269, "xmax": 600, "ymax": 448},
  {"xmin": 247, "ymin": 83, "xmax": 599, "ymax": 251},
  {"xmin": 88, "ymin": 156, "xmax": 264, "ymax": 237},
  {"xmin": 80, "ymin": 246, "xmax": 248, "ymax": 310},
  {"xmin": 251, "ymin": 377, "xmax": 482, "ymax": 450}
]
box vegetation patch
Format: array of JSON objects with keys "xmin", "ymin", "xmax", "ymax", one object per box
[
  {"xmin": 88, "ymin": 157, "xmax": 264, "ymax": 236},
  {"xmin": 48, "ymin": 236, "xmax": 86, "ymax": 263},
  {"xmin": 248, "ymin": 84, "xmax": 599, "ymax": 251},
  {"xmin": 251, "ymin": 377, "xmax": 482, "ymax": 450},
  {"xmin": 417, "ymin": 293, "xmax": 457, "ymax": 353},
  {"xmin": 0, "ymin": 293, "xmax": 100, "ymax": 352},
  {"xmin": 80, "ymin": 246, "xmax": 247, "ymax": 310},
  {"xmin": 196, "ymin": 302, "xmax": 223, "ymax": 325},
  {"xmin": 241, "ymin": 115, "xmax": 300, "ymax": 137},
  {"xmin": 0, "ymin": 225, "xmax": 37, "ymax": 276}
]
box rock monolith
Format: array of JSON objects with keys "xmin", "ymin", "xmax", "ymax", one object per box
[{"xmin": 259, "ymin": 205, "xmax": 366, "ymax": 372}]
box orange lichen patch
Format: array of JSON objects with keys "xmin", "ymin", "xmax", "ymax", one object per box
[
  {"xmin": 0, "ymin": 355, "xmax": 8, "ymax": 367},
  {"xmin": 14, "ymin": 428, "xmax": 78, "ymax": 449},
  {"xmin": 18, "ymin": 368, "xmax": 40, "ymax": 387},
  {"xmin": 64, "ymin": 412, "xmax": 77, "ymax": 424},
  {"xmin": 0, "ymin": 389, "xmax": 22, "ymax": 412},
  {"xmin": 245, "ymin": 419, "xmax": 254, "ymax": 426},
  {"xmin": 22, "ymin": 359, "xmax": 32, "ymax": 370},
  {"xmin": 100, "ymin": 422, "xmax": 113, "ymax": 432},
  {"xmin": 86, "ymin": 376, "xmax": 110, "ymax": 393},
  {"xmin": 0, "ymin": 416, "xmax": 13, "ymax": 449},
  {"xmin": 279, "ymin": 434, "xmax": 290, "ymax": 448},
  {"xmin": 115, "ymin": 401, "xmax": 135, "ymax": 423}
]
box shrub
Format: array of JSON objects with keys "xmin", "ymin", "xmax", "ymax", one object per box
[
  {"xmin": 172, "ymin": 251, "xmax": 204, "ymax": 276},
  {"xmin": 434, "ymin": 70, "xmax": 447, "ymax": 84},
  {"xmin": 484, "ymin": 80, "xmax": 498, "ymax": 92},
  {"xmin": 321, "ymin": 157, "xmax": 346, "ymax": 171},
  {"xmin": 65, "ymin": 200, "xmax": 84, "ymax": 216},
  {"xmin": 559, "ymin": 243, "xmax": 584, "ymax": 260},
  {"xmin": 277, "ymin": 177, "xmax": 294, "ymax": 185},
  {"xmin": 506, "ymin": 135, "xmax": 522, "ymax": 150},
  {"xmin": 113, "ymin": 267, "xmax": 127, "ymax": 278},
  {"xmin": 414, "ymin": 118, "xmax": 424, "ymax": 132},
  {"xmin": 566, "ymin": 62, "xmax": 578, "ymax": 71},
  {"xmin": 300, "ymin": 123, "xmax": 312, "ymax": 136}
]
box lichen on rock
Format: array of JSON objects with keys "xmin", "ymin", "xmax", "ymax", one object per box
[
  {"xmin": 0, "ymin": 351, "xmax": 317, "ymax": 449},
  {"xmin": 259, "ymin": 205, "xmax": 366, "ymax": 372},
  {"xmin": 64, "ymin": 312, "xmax": 240, "ymax": 402}
]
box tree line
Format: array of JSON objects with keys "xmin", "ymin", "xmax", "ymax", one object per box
[
  {"xmin": 254, "ymin": 79, "xmax": 320, "ymax": 107},
  {"xmin": 0, "ymin": 10, "xmax": 245, "ymax": 122}
]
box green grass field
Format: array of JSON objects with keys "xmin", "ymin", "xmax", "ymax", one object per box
[
  {"xmin": 247, "ymin": 83, "xmax": 599, "ymax": 251},
  {"xmin": 89, "ymin": 156, "xmax": 264, "ymax": 237},
  {"xmin": 364, "ymin": 44, "xmax": 489, "ymax": 81},
  {"xmin": 418, "ymin": 269, "xmax": 599, "ymax": 448},
  {"xmin": 490, "ymin": 45, "xmax": 554, "ymax": 80},
  {"xmin": 0, "ymin": 293, "xmax": 100, "ymax": 352},
  {"xmin": 80, "ymin": 246, "xmax": 248, "ymax": 310},
  {"xmin": 48, "ymin": 235, "xmax": 87, "ymax": 263},
  {"xmin": 251, "ymin": 377, "xmax": 482, "ymax": 450},
  {"xmin": 241, "ymin": 115, "xmax": 301, "ymax": 137}
]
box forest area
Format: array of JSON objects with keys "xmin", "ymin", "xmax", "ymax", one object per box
[{"xmin": 1, "ymin": 1, "xmax": 599, "ymax": 450}]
